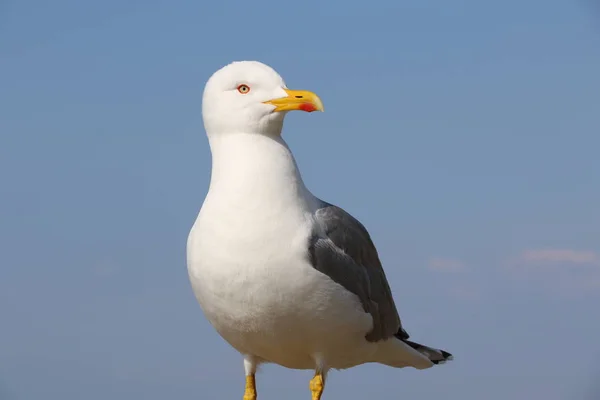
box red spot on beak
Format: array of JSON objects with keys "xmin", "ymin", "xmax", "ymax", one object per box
[{"xmin": 299, "ymin": 103, "xmax": 317, "ymax": 112}]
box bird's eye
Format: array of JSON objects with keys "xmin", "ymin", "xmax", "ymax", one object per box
[{"xmin": 237, "ymin": 84, "xmax": 250, "ymax": 94}]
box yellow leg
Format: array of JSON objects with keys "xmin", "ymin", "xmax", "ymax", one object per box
[
  {"xmin": 243, "ymin": 374, "xmax": 257, "ymax": 400},
  {"xmin": 309, "ymin": 372, "xmax": 325, "ymax": 400}
]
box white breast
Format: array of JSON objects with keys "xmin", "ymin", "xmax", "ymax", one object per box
[{"xmin": 186, "ymin": 132, "xmax": 374, "ymax": 369}]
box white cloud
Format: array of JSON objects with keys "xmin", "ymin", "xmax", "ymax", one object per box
[
  {"xmin": 509, "ymin": 248, "xmax": 600, "ymax": 295},
  {"xmin": 520, "ymin": 249, "xmax": 599, "ymax": 265}
]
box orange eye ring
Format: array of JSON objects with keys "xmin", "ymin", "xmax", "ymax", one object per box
[{"xmin": 237, "ymin": 84, "xmax": 250, "ymax": 94}]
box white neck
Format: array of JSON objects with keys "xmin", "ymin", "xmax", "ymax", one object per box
[{"xmin": 205, "ymin": 131, "xmax": 316, "ymax": 216}]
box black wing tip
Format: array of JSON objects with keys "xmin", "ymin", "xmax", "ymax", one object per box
[
  {"xmin": 400, "ymin": 338, "xmax": 454, "ymax": 365},
  {"xmin": 441, "ymin": 349, "xmax": 453, "ymax": 359},
  {"xmin": 431, "ymin": 350, "xmax": 454, "ymax": 365}
]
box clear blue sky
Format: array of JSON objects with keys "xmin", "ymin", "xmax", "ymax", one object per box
[{"xmin": 1, "ymin": 1, "xmax": 599, "ymax": 399}]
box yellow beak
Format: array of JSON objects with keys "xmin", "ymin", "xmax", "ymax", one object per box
[{"xmin": 263, "ymin": 89, "xmax": 324, "ymax": 113}]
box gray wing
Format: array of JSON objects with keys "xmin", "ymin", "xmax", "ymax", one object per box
[{"xmin": 308, "ymin": 201, "xmax": 410, "ymax": 342}]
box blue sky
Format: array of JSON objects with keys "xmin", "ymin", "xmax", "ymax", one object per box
[{"xmin": 1, "ymin": 0, "xmax": 599, "ymax": 399}]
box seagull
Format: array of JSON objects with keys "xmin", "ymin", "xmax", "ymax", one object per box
[{"xmin": 186, "ymin": 61, "xmax": 453, "ymax": 400}]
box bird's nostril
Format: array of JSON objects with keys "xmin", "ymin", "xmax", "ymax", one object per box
[{"xmin": 295, "ymin": 95, "xmax": 303, "ymax": 99}]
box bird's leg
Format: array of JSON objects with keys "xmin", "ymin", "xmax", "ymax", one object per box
[
  {"xmin": 243, "ymin": 356, "xmax": 258, "ymax": 400},
  {"xmin": 309, "ymin": 372, "xmax": 325, "ymax": 400},
  {"xmin": 243, "ymin": 374, "xmax": 257, "ymax": 400}
]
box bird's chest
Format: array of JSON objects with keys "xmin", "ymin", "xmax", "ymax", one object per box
[{"xmin": 187, "ymin": 203, "xmax": 318, "ymax": 334}]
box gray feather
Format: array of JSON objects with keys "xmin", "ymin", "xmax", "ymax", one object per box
[{"xmin": 307, "ymin": 201, "xmax": 409, "ymax": 342}]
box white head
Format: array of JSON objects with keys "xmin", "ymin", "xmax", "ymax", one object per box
[{"xmin": 202, "ymin": 61, "xmax": 324, "ymax": 136}]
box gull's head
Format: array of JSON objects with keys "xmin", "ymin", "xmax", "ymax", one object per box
[{"xmin": 202, "ymin": 61, "xmax": 324, "ymax": 136}]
